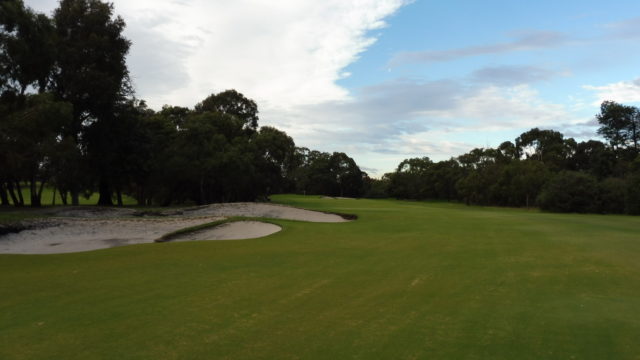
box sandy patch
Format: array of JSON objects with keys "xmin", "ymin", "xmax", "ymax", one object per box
[
  {"xmin": 171, "ymin": 221, "xmax": 281, "ymax": 242},
  {"xmin": 189, "ymin": 202, "xmax": 348, "ymax": 222},
  {"xmin": 0, "ymin": 202, "xmax": 351, "ymax": 254},
  {"xmin": 0, "ymin": 216, "xmax": 222, "ymax": 254}
]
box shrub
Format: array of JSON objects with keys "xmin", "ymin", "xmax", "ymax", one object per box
[
  {"xmin": 599, "ymin": 177, "xmax": 626, "ymax": 214},
  {"xmin": 537, "ymin": 171, "xmax": 599, "ymax": 213}
]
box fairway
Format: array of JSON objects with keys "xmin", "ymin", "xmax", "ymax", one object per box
[{"xmin": 1, "ymin": 195, "xmax": 639, "ymax": 359}]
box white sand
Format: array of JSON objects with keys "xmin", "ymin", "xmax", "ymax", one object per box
[
  {"xmin": 0, "ymin": 217, "xmax": 222, "ymax": 254},
  {"xmin": 0, "ymin": 202, "xmax": 349, "ymax": 254},
  {"xmin": 171, "ymin": 221, "xmax": 281, "ymax": 242},
  {"xmin": 188, "ymin": 202, "xmax": 348, "ymax": 222}
]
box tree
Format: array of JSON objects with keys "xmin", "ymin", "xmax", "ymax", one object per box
[
  {"xmin": 123, "ymin": 107, "xmax": 176, "ymax": 205},
  {"xmin": 599, "ymin": 177, "xmax": 626, "ymax": 214},
  {"xmin": 428, "ymin": 159, "xmax": 463, "ymax": 201},
  {"xmin": 52, "ymin": 0, "xmax": 132, "ymax": 205},
  {"xmin": 497, "ymin": 141, "xmax": 519, "ymax": 162},
  {"xmin": 0, "ymin": 90, "xmax": 24, "ymax": 206},
  {"xmin": 515, "ymin": 128, "xmax": 573, "ymax": 170},
  {"xmin": 195, "ymin": 89, "xmax": 259, "ymax": 132},
  {"xmin": 302, "ymin": 151, "xmax": 333, "ymax": 195},
  {"xmin": 329, "ymin": 152, "xmax": 363, "ymax": 197},
  {"xmin": 363, "ymin": 174, "xmax": 390, "ymax": 198},
  {"xmin": 0, "ymin": 93, "xmax": 72, "ymax": 207},
  {"xmin": 509, "ymin": 160, "xmax": 549, "ymax": 208},
  {"xmin": 254, "ymin": 126, "xmax": 295, "ymax": 196},
  {"xmin": 158, "ymin": 105, "xmax": 191, "ymax": 129},
  {"xmin": 537, "ymin": 171, "xmax": 600, "ymax": 213},
  {"xmin": 0, "ymin": 0, "xmax": 56, "ymax": 94},
  {"xmin": 596, "ymin": 101, "xmax": 639, "ymax": 152},
  {"xmin": 163, "ymin": 114, "xmax": 226, "ymax": 204},
  {"xmin": 626, "ymin": 174, "xmax": 640, "ymax": 215},
  {"xmin": 570, "ymin": 140, "xmax": 615, "ymax": 178},
  {"xmin": 388, "ymin": 157, "xmax": 432, "ymax": 199}
]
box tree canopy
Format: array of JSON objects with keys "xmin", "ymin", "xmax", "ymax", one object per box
[
  {"xmin": 381, "ymin": 123, "xmax": 640, "ymax": 215},
  {"xmin": 1, "ymin": 0, "xmax": 638, "ymax": 216}
]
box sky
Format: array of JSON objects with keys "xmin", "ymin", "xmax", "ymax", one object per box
[{"xmin": 27, "ymin": 0, "xmax": 640, "ymax": 176}]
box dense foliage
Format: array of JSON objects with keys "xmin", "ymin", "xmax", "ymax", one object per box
[
  {"xmin": 380, "ymin": 123, "xmax": 640, "ymax": 214},
  {"xmin": 0, "ymin": 0, "xmax": 367, "ymax": 207},
  {"xmin": 1, "ymin": 0, "xmax": 638, "ymax": 214}
]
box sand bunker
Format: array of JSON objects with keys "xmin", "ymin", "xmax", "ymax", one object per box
[
  {"xmin": 0, "ymin": 216, "xmax": 223, "ymax": 254},
  {"xmin": 0, "ymin": 202, "xmax": 350, "ymax": 254},
  {"xmin": 171, "ymin": 221, "xmax": 281, "ymax": 242},
  {"xmin": 188, "ymin": 203, "xmax": 348, "ymax": 222}
]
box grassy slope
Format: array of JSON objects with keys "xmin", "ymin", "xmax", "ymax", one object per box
[{"xmin": 1, "ymin": 195, "xmax": 639, "ymax": 359}]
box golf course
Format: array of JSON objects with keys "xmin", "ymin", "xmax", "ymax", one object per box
[{"xmin": 1, "ymin": 195, "xmax": 639, "ymax": 359}]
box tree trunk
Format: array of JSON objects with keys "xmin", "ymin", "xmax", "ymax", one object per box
[
  {"xmin": 29, "ymin": 179, "xmax": 41, "ymax": 207},
  {"xmin": 0, "ymin": 182, "xmax": 9, "ymax": 206},
  {"xmin": 61, "ymin": 190, "xmax": 68, "ymax": 205},
  {"xmin": 71, "ymin": 190, "xmax": 79, "ymax": 206},
  {"xmin": 116, "ymin": 188, "xmax": 123, "ymax": 207},
  {"xmin": 51, "ymin": 187, "xmax": 57, "ymax": 206},
  {"xmin": 97, "ymin": 177, "xmax": 113, "ymax": 206},
  {"xmin": 136, "ymin": 188, "xmax": 144, "ymax": 207},
  {"xmin": 38, "ymin": 180, "xmax": 46, "ymax": 205},
  {"xmin": 7, "ymin": 181, "xmax": 20, "ymax": 206},
  {"xmin": 632, "ymin": 120, "xmax": 638, "ymax": 152},
  {"xmin": 199, "ymin": 176, "xmax": 205, "ymax": 205},
  {"xmin": 15, "ymin": 181, "xmax": 24, "ymax": 206}
]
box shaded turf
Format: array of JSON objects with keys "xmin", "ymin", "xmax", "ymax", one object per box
[
  {"xmin": 1, "ymin": 195, "xmax": 639, "ymax": 359},
  {"xmin": 4, "ymin": 186, "xmax": 137, "ymax": 206}
]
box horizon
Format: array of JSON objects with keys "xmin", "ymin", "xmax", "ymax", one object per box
[{"xmin": 27, "ymin": 0, "xmax": 640, "ymax": 176}]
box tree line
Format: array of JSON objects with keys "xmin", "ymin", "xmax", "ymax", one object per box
[
  {"xmin": 373, "ymin": 101, "xmax": 640, "ymax": 214},
  {"xmin": 3, "ymin": 0, "xmax": 639, "ymax": 215},
  {"xmin": 0, "ymin": 0, "xmax": 366, "ymax": 207}
]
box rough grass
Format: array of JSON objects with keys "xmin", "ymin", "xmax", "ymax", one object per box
[{"xmin": 1, "ymin": 195, "xmax": 639, "ymax": 359}]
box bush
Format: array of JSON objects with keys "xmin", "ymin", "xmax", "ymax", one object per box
[
  {"xmin": 599, "ymin": 177, "xmax": 626, "ymax": 214},
  {"xmin": 625, "ymin": 174, "xmax": 640, "ymax": 215},
  {"xmin": 537, "ymin": 171, "xmax": 600, "ymax": 213}
]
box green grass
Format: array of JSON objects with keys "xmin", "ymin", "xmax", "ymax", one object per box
[
  {"xmin": 1, "ymin": 195, "xmax": 639, "ymax": 359},
  {"xmin": 4, "ymin": 185, "xmax": 137, "ymax": 206}
]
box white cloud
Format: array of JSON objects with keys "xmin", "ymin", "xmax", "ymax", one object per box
[
  {"xmin": 583, "ymin": 78, "xmax": 640, "ymax": 105},
  {"xmin": 469, "ymin": 65, "xmax": 567, "ymax": 86},
  {"xmin": 420, "ymin": 85, "xmax": 580, "ymax": 131},
  {"xmin": 262, "ymin": 80, "xmax": 589, "ymax": 175},
  {"xmin": 119, "ymin": 0, "xmax": 408, "ymax": 109},
  {"xmin": 390, "ymin": 31, "xmax": 568, "ymax": 65},
  {"xmin": 24, "ymin": 0, "xmax": 598, "ymax": 176},
  {"xmin": 27, "ymin": 0, "xmax": 407, "ymax": 109}
]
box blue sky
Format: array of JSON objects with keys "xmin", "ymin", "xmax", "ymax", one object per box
[
  {"xmin": 28, "ymin": 0, "xmax": 640, "ymax": 175},
  {"xmin": 329, "ymin": 0, "xmax": 640, "ymax": 174}
]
